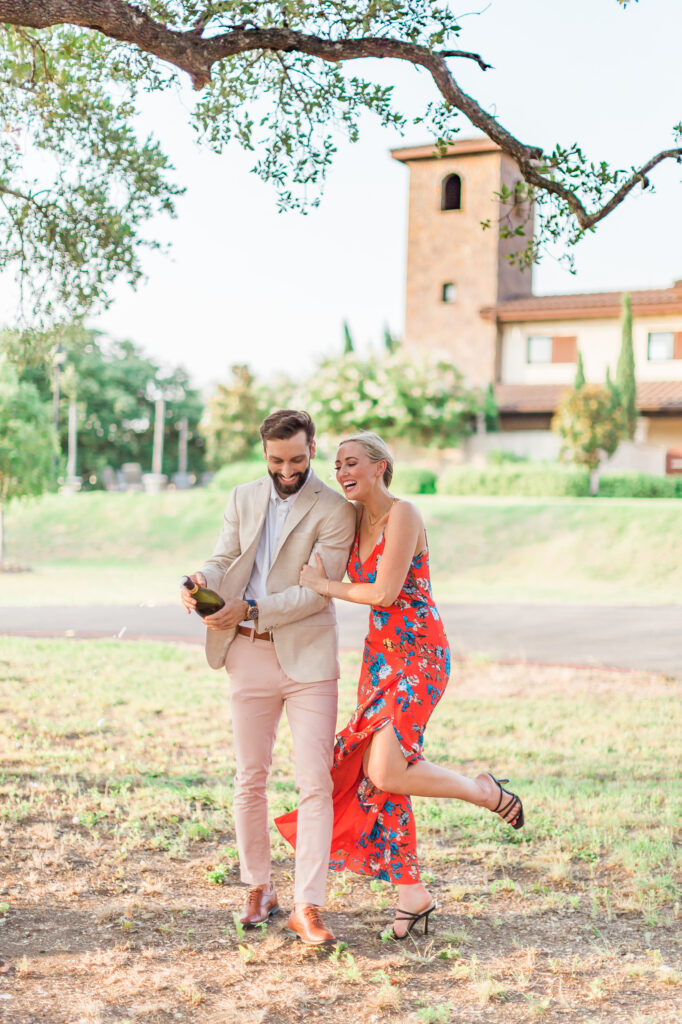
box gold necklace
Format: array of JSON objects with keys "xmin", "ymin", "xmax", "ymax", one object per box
[{"xmin": 366, "ymin": 497, "xmax": 396, "ymax": 528}]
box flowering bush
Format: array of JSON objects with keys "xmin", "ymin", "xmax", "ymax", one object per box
[{"xmin": 300, "ymin": 352, "xmax": 481, "ymax": 447}]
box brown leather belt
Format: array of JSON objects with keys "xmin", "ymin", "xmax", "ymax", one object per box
[{"xmin": 237, "ymin": 625, "xmax": 274, "ymax": 642}]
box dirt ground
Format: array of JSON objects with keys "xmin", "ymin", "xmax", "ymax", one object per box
[{"xmin": 0, "ymin": 652, "xmax": 680, "ymax": 1024}]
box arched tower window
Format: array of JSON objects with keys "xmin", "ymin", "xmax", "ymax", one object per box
[{"xmin": 441, "ymin": 173, "xmax": 462, "ymax": 211}]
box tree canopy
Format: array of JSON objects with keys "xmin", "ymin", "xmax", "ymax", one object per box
[
  {"xmin": 1, "ymin": 326, "xmax": 205, "ymax": 483},
  {"xmin": 0, "ymin": 0, "xmax": 680, "ymax": 322},
  {"xmin": 0, "ymin": 356, "xmax": 52, "ymax": 562}
]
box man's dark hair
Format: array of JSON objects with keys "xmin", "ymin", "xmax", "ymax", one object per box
[{"xmin": 260, "ymin": 409, "xmax": 315, "ymax": 445}]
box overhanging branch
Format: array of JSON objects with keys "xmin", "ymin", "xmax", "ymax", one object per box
[{"xmin": 0, "ymin": 0, "xmax": 680, "ymax": 232}]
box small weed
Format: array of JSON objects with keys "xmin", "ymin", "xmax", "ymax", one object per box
[
  {"xmin": 437, "ymin": 945, "xmax": 460, "ymax": 961},
  {"xmin": 15, "ymin": 956, "xmax": 32, "ymax": 977},
  {"xmin": 523, "ymin": 993, "xmax": 551, "ymax": 1016},
  {"xmin": 333, "ymin": 949, "xmax": 361, "ymax": 983},
  {"xmin": 440, "ymin": 927, "xmax": 472, "ymax": 947},
  {"xmin": 475, "ymin": 976, "xmax": 508, "ymax": 1005},
  {"xmin": 177, "ymin": 982, "xmax": 205, "ymax": 1006},
  {"xmin": 417, "ymin": 1003, "xmax": 452, "ymax": 1023},
  {"xmin": 238, "ymin": 943, "xmax": 255, "ymax": 963},
  {"xmin": 206, "ymin": 863, "xmax": 229, "ymax": 884},
  {"xmin": 589, "ymin": 977, "xmax": 607, "ymax": 1001},
  {"xmin": 328, "ymin": 941, "xmax": 349, "ymax": 962},
  {"xmin": 490, "ymin": 877, "xmax": 518, "ymax": 895}
]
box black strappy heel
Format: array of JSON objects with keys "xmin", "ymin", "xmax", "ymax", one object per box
[
  {"xmin": 487, "ymin": 774, "xmax": 525, "ymax": 830},
  {"xmin": 377, "ymin": 901, "xmax": 436, "ymax": 941}
]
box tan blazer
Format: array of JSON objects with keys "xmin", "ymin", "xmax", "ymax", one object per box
[{"xmin": 200, "ymin": 470, "xmax": 356, "ymax": 682}]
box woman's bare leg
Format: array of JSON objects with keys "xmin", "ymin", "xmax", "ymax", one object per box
[
  {"xmin": 363, "ymin": 726, "xmax": 522, "ymax": 936},
  {"xmin": 362, "ymin": 725, "xmax": 521, "ymax": 822}
]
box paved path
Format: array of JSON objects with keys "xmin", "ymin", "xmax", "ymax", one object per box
[{"xmin": 1, "ymin": 603, "xmax": 680, "ymax": 675}]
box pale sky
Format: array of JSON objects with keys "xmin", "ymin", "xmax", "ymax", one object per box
[{"xmin": 65, "ymin": 1, "xmax": 682, "ymax": 388}]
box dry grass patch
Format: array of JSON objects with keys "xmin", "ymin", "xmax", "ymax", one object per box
[{"xmin": 0, "ymin": 637, "xmax": 680, "ymax": 1023}]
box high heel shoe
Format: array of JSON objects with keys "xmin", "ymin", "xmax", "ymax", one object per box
[
  {"xmin": 377, "ymin": 901, "xmax": 436, "ymax": 941},
  {"xmin": 486, "ymin": 774, "xmax": 525, "ymax": 830}
]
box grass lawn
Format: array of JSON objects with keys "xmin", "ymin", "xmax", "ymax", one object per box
[
  {"xmin": 4, "ymin": 491, "xmax": 682, "ymax": 606},
  {"xmin": 0, "ymin": 637, "xmax": 680, "ymax": 1023}
]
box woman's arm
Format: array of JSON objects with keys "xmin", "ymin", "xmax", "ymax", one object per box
[{"xmin": 300, "ymin": 501, "xmax": 422, "ymax": 607}]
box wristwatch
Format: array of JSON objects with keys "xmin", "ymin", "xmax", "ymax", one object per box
[{"xmin": 246, "ymin": 599, "xmax": 259, "ymax": 622}]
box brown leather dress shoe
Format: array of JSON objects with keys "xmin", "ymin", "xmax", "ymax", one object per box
[
  {"xmin": 239, "ymin": 884, "xmax": 280, "ymax": 928},
  {"xmin": 287, "ymin": 905, "xmax": 335, "ymax": 945}
]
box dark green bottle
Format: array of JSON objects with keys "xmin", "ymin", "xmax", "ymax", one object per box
[{"xmin": 180, "ymin": 576, "xmax": 226, "ymax": 618}]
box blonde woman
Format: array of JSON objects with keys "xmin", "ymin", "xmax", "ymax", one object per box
[{"xmin": 277, "ymin": 433, "xmax": 523, "ymax": 939}]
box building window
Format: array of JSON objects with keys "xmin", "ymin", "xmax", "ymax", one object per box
[
  {"xmin": 526, "ymin": 335, "xmax": 577, "ymax": 364},
  {"xmin": 647, "ymin": 332, "xmax": 676, "ymax": 361},
  {"xmin": 527, "ymin": 335, "xmax": 553, "ymax": 364},
  {"xmin": 442, "ymin": 282, "xmax": 457, "ymax": 303},
  {"xmin": 441, "ymin": 173, "xmax": 462, "ymax": 211}
]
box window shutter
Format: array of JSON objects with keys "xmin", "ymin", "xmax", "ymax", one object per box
[
  {"xmin": 551, "ymin": 336, "xmax": 577, "ymax": 363},
  {"xmin": 674, "ymin": 333, "xmax": 682, "ymax": 360}
]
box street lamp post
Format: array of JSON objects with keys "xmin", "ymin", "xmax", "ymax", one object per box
[
  {"xmin": 51, "ymin": 344, "xmax": 66, "ymax": 488},
  {"xmin": 142, "ymin": 384, "xmax": 168, "ymax": 493}
]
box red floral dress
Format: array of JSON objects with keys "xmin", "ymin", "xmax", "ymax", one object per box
[{"xmin": 277, "ymin": 526, "xmax": 450, "ymax": 884}]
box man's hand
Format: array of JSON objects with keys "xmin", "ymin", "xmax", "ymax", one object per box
[
  {"xmin": 204, "ymin": 598, "xmax": 249, "ymax": 631},
  {"xmin": 180, "ymin": 572, "xmax": 207, "ymax": 614}
]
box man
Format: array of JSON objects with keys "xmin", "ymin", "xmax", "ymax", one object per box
[{"xmin": 181, "ymin": 410, "xmax": 355, "ymax": 944}]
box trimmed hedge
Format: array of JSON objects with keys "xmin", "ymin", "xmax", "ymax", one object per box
[
  {"xmin": 598, "ymin": 471, "xmax": 682, "ymax": 498},
  {"xmin": 392, "ymin": 466, "xmax": 438, "ymax": 494},
  {"xmin": 208, "ymin": 459, "xmax": 682, "ymax": 500},
  {"xmin": 437, "ymin": 464, "xmax": 591, "ymax": 497},
  {"xmin": 209, "ymin": 460, "xmax": 266, "ymax": 491}
]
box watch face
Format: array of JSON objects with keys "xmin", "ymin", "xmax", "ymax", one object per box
[{"xmin": 249, "ymin": 605, "xmax": 258, "ymax": 620}]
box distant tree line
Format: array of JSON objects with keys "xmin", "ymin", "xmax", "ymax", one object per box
[{"xmin": 0, "ymin": 324, "xmax": 205, "ymax": 489}]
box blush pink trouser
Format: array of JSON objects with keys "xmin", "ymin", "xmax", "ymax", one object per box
[{"xmin": 225, "ymin": 634, "xmax": 338, "ymax": 906}]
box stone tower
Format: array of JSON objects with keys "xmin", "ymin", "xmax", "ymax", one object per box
[{"xmin": 391, "ymin": 138, "xmax": 534, "ymax": 386}]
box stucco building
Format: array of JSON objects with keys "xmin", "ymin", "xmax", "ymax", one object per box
[{"xmin": 392, "ymin": 139, "xmax": 682, "ymax": 473}]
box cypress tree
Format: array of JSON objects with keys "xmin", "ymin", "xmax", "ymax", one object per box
[
  {"xmin": 574, "ymin": 349, "xmax": 586, "ymax": 389},
  {"xmin": 616, "ymin": 292, "xmax": 637, "ymax": 439},
  {"xmin": 342, "ymin": 321, "xmax": 354, "ymax": 355},
  {"xmin": 605, "ymin": 366, "xmax": 621, "ymax": 410},
  {"xmin": 483, "ymin": 382, "xmax": 500, "ymax": 432},
  {"xmin": 383, "ymin": 325, "xmax": 399, "ymax": 353}
]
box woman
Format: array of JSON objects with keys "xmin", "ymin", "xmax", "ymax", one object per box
[{"xmin": 276, "ymin": 433, "xmax": 523, "ymax": 939}]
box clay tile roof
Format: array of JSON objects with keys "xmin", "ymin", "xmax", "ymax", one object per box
[
  {"xmin": 494, "ymin": 381, "xmax": 682, "ymax": 414},
  {"xmin": 391, "ymin": 137, "xmax": 501, "ymax": 162},
  {"xmin": 482, "ymin": 283, "xmax": 682, "ymax": 322}
]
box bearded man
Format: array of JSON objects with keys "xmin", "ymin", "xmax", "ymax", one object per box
[{"xmin": 181, "ymin": 409, "xmax": 355, "ymax": 944}]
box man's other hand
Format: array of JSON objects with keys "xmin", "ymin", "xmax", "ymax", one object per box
[
  {"xmin": 204, "ymin": 598, "xmax": 249, "ymax": 631},
  {"xmin": 180, "ymin": 572, "xmax": 207, "ymax": 614}
]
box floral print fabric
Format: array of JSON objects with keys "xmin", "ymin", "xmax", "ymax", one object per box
[
  {"xmin": 327, "ymin": 529, "xmax": 450, "ymax": 882},
  {"xmin": 277, "ymin": 525, "xmax": 450, "ymax": 883}
]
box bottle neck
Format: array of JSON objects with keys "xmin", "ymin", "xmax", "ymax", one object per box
[{"xmin": 182, "ymin": 576, "xmax": 199, "ymax": 595}]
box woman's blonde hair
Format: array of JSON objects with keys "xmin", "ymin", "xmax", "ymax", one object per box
[{"xmin": 337, "ymin": 432, "xmax": 394, "ymax": 487}]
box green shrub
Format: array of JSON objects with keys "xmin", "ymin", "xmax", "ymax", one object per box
[
  {"xmin": 437, "ymin": 464, "xmax": 590, "ymax": 497},
  {"xmin": 391, "ymin": 466, "xmax": 438, "ymax": 494},
  {"xmin": 209, "ymin": 460, "xmax": 265, "ymax": 491},
  {"xmin": 598, "ymin": 472, "xmax": 682, "ymax": 498},
  {"xmin": 486, "ymin": 449, "xmax": 529, "ymax": 465}
]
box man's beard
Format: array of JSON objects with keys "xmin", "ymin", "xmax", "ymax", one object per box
[{"xmin": 268, "ymin": 466, "xmax": 310, "ymax": 498}]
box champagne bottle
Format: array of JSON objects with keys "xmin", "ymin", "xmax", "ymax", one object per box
[{"xmin": 180, "ymin": 576, "xmax": 225, "ymax": 618}]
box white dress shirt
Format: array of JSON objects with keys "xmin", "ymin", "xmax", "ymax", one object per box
[{"xmin": 241, "ymin": 472, "xmax": 309, "ymax": 624}]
